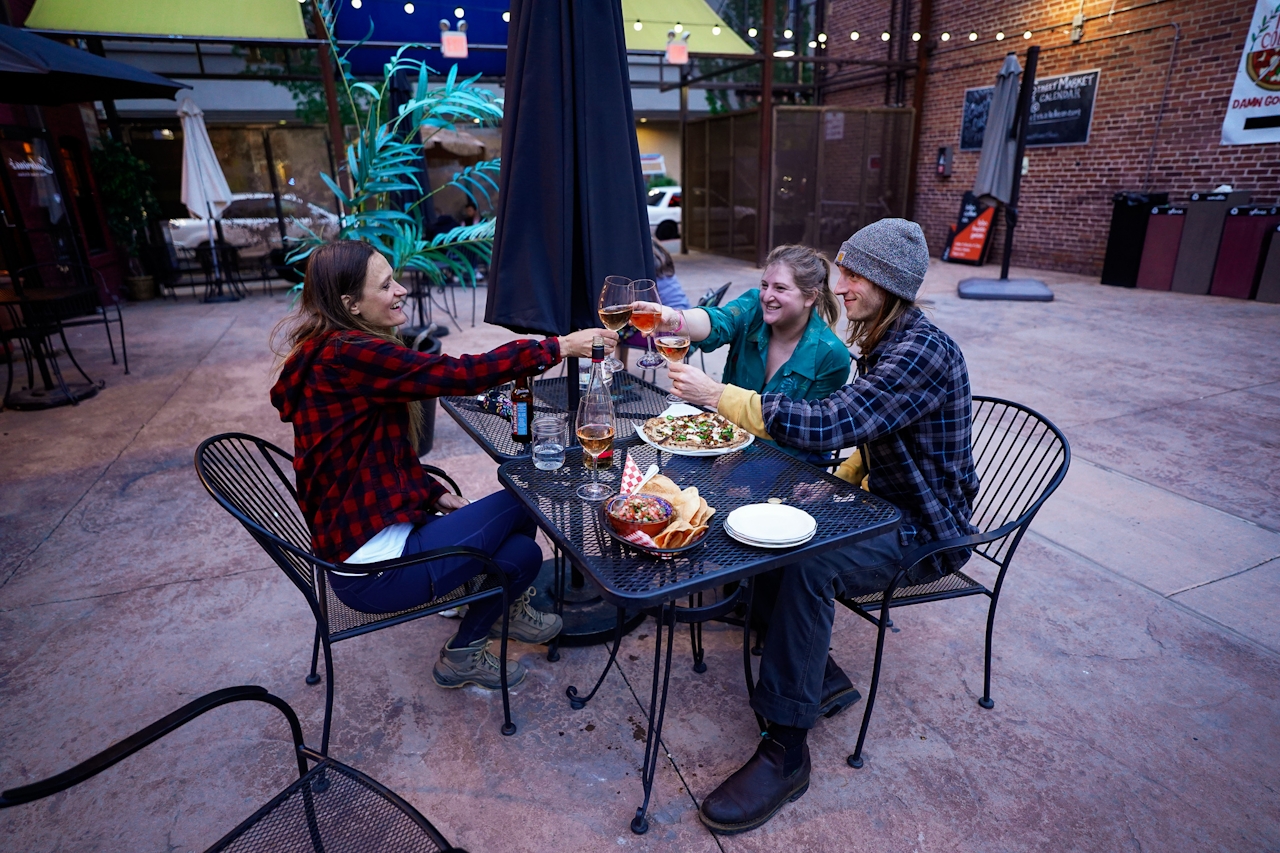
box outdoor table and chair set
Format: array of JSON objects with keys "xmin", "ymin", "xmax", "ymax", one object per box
[{"xmin": 2, "ymin": 365, "xmax": 1068, "ymax": 846}]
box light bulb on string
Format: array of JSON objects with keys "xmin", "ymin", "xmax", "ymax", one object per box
[
  {"xmin": 1024, "ymin": 30, "xmax": 1032, "ymax": 39},
  {"xmin": 634, "ymin": 19, "xmax": 642, "ymax": 30},
  {"xmin": 881, "ymin": 31, "xmax": 890, "ymax": 41},
  {"xmin": 748, "ymin": 27, "xmax": 758, "ymax": 37},
  {"xmin": 502, "ymin": 11, "xmax": 510, "ymax": 22},
  {"xmin": 784, "ymin": 28, "xmax": 793, "ymax": 39},
  {"xmin": 817, "ymin": 32, "xmax": 827, "ymax": 43},
  {"xmin": 996, "ymin": 31, "xmax": 1005, "ymax": 40},
  {"xmin": 350, "ymin": 0, "xmax": 362, "ymax": 7},
  {"xmin": 404, "ymin": 3, "xmax": 414, "ymax": 13},
  {"xmin": 940, "ymin": 32, "xmax": 950, "ymax": 41},
  {"xmin": 673, "ymin": 22, "xmax": 683, "ymax": 33},
  {"xmin": 712, "ymin": 25, "xmax": 721, "ymax": 35},
  {"xmin": 808, "ymin": 40, "xmax": 817, "ymax": 48},
  {"xmin": 968, "ymin": 31, "xmax": 977, "ymax": 41},
  {"xmin": 454, "ymin": 6, "xmax": 464, "ymax": 17},
  {"xmin": 850, "ymin": 31, "xmax": 859, "ymax": 40},
  {"xmin": 911, "ymin": 32, "xmax": 920, "ymax": 41}
]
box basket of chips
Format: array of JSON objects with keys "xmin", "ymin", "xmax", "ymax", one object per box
[{"xmin": 602, "ymin": 460, "xmax": 716, "ymax": 558}]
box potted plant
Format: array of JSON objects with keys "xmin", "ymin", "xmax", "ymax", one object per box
[{"xmin": 91, "ymin": 138, "xmax": 163, "ymax": 300}]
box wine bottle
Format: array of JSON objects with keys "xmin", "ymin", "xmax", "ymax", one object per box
[
  {"xmin": 583, "ymin": 336, "xmax": 613, "ymax": 469},
  {"xmin": 510, "ymin": 373, "xmax": 533, "ymax": 443}
]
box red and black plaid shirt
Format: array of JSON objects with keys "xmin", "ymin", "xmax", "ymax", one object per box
[{"xmin": 270, "ymin": 330, "xmax": 560, "ymax": 563}]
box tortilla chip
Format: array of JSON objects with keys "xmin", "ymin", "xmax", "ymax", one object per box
[
  {"xmin": 654, "ymin": 517, "xmax": 692, "ymax": 549},
  {"xmin": 678, "ymin": 487, "xmax": 701, "ymax": 523},
  {"xmin": 692, "ymin": 499, "xmax": 716, "ymax": 527},
  {"xmin": 639, "ymin": 474, "xmax": 683, "ymax": 508}
]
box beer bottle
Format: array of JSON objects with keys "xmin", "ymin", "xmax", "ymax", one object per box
[{"xmin": 510, "ymin": 374, "xmax": 533, "ymax": 443}]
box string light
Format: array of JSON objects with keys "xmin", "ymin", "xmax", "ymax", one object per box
[
  {"xmin": 673, "ymin": 22, "xmax": 683, "ymax": 33},
  {"xmin": 454, "ymin": 6, "xmax": 464, "ymax": 17},
  {"xmin": 940, "ymin": 32, "xmax": 950, "ymax": 41},
  {"xmin": 634, "ymin": 19, "xmax": 642, "ymax": 30},
  {"xmin": 996, "ymin": 31, "xmax": 1005, "ymax": 40},
  {"xmin": 968, "ymin": 31, "xmax": 977, "ymax": 40},
  {"xmin": 1024, "ymin": 30, "xmax": 1032, "ymax": 39},
  {"xmin": 783, "ymin": 28, "xmax": 793, "ymax": 39},
  {"xmin": 712, "ymin": 25, "xmax": 721, "ymax": 35},
  {"xmin": 911, "ymin": 32, "xmax": 920, "ymax": 41},
  {"xmin": 502, "ymin": 11, "xmax": 509, "ymax": 22},
  {"xmin": 748, "ymin": 27, "xmax": 758, "ymax": 37},
  {"xmin": 774, "ymin": 48, "xmax": 795, "ymax": 57},
  {"xmin": 881, "ymin": 31, "xmax": 890, "ymax": 41},
  {"xmin": 850, "ymin": 30, "xmax": 859, "ymax": 40},
  {"xmin": 817, "ymin": 32, "xmax": 827, "ymax": 43},
  {"xmin": 350, "ymin": 0, "xmax": 362, "ymax": 7},
  {"xmin": 404, "ymin": 2, "xmax": 414, "ymax": 13},
  {"xmin": 808, "ymin": 40, "xmax": 817, "ymax": 48}
]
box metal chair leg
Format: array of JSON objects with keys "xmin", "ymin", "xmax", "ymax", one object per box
[
  {"xmin": 319, "ymin": 636, "xmax": 336, "ymax": 756},
  {"xmin": 632, "ymin": 602, "xmax": 676, "ymax": 835},
  {"xmin": 688, "ymin": 591, "xmax": 706, "ymax": 673},
  {"xmin": 306, "ymin": 626, "xmax": 323, "ymax": 685},
  {"xmin": 499, "ymin": 584, "xmax": 517, "ymax": 736},
  {"xmin": 99, "ymin": 306, "xmax": 118, "ymax": 366},
  {"xmin": 979, "ymin": 595, "xmax": 998, "ymax": 710},
  {"xmin": 848, "ymin": 569, "xmax": 906, "ymax": 769},
  {"xmin": 113, "ymin": 301, "xmax": 129, "ymax": 374}
]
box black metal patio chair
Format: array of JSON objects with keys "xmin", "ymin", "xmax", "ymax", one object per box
[
  {"xmin": 747, "ymin": 396, "xmax": 1070, "ymax": 768},
  {"xmin": 1, "ymin": 685, "xmax": 469, "ymax": 852},
  {"xmin": 194, "ymin": 433, "xmax": 518, "ymax": 756}
]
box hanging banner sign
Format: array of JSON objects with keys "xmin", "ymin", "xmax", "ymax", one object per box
[{"xmin": 1223, "ymin": 0, "xmax": 1280, "ymax": 145}]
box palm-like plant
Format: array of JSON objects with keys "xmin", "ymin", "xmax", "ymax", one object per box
[{"xmin": 292, "ymin": 2, "xmax": 503, "ymax": 291}]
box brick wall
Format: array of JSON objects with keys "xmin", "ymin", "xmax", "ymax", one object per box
[{"xmin": 823, "ymin": 0, "xmax": 1275, "ymax": 275}]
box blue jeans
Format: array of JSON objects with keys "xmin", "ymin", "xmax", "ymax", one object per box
[
  {"xmin": 751, "ymin": 530, "xmax": 918, "ymax": 729},
  {"xmin": 329, "ymin": 490, "xmax": 543, "ymax": 646}
]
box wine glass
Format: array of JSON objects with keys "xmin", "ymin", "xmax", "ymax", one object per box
[
  {"xmin": 629, "ymin": 279, "xmax": 665, "ymax": 369},
  {"xmin": 655, "ymin": 329, "xmax": 691, "ymax": 403},
  {"xmin": 597, "ymin": 275, "xmax": 632, "ymax": 373},
  {"xmin": 575, "ymin": 391, "xmax": 615, "ymax": 501}
]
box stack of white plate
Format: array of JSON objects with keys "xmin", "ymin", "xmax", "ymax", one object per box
[{"xmin": 725, "ymin": 503, "xmax": 817, "ymax": 548}]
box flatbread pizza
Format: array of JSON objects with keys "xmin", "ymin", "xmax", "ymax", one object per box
[{"xmin": 642, "ymin": 412, "xmax": 750, "ymax": 452}]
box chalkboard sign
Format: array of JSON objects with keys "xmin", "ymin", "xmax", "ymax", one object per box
[
  {"xmin": 960, "ymin": 87, "xmax": 993, "ymax": 151},
  {"xmin": 1026, "ymin": 70, "xmax": 1100, "ymax": 147},
  {"xmin": 959, "ymin": 69, "xmax": 1101, "ymax": 150}
]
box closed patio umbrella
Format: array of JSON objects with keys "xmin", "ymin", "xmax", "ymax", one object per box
[
  {"xmin": 972, "ymin": 53, "xmax": 1022, "ymax": 205},
  {"xmin": 178, "ymin": 97, "xmax": 235, "ymax": 300},
  {"xmin": 485, "ymin": 0, "xmax": 654, "ymax": 337},
  {"xmin": 0, "ymin": 24, "xmax": 186, "ymax": 104}
]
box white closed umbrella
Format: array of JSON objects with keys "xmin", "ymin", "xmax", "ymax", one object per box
[
  {"xmin": 973, "ymin": 53, "xmax": 1023, "ymax": 205},
  {"xmin": 178, "ymin": 97, "xmax": 234, "ymax": 296}
]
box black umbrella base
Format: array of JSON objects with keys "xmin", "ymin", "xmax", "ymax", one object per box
[
  {"xmin": 5, "ymin": 381, "xmax": 99, "ymax": 410},
  {"xmin": 958, "ymin": 277, "xmax": 1054, "ymax": 301},
  {"xmin": 530, "ymin": 559, "xmax": 645, "ymax": 649}
]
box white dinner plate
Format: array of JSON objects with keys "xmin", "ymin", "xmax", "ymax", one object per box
[
  {"xmin": 634, "ymin": 403, "xmax": 755, "ymax": 458},
  {"xmin": 725, "ymin": 504, "xmax": 817, "ymax": 544},
  {"xmin": 725, "ymin": 523, "xmax": 815, "ymax": 549}
]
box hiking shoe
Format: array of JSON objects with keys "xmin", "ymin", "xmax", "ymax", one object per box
[
  {"xmin": 432, "ymin": 635, "xmax": 526, "ymax": 690},
  {"xmin": 489, "ymin": 586, "xmax": 563, "ymax": 644}
]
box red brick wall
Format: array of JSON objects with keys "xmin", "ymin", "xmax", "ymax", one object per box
[{"xmin": 824, "ymin": 0, "xmax": 1274, "ymax": 275}]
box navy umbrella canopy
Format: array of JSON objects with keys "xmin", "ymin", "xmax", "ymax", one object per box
[
  {"xmin": 485, "ymin": 0, "xmax": 654, "ymax": 336},
  {"xmin": 0, "ymin": 24, "xmax": 187, "ymax": 104}
]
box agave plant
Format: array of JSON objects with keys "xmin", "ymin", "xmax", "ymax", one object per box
[{"xmin": 291, "ymin": 1, "xmax": 503, "ymax": 291}]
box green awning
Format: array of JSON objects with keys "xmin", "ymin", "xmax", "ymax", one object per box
[
  {"xmin": 24, "ymin": 0, "xmax": 307, "ymax": 40},
  {"xmin": 621, "ymin": 0, "xmax": 754, "ymax": 56}
]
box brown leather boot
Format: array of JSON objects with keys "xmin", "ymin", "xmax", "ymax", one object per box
[{"xmin": 699, "ymin": 737, "xmax": 811, "ymax": 834}]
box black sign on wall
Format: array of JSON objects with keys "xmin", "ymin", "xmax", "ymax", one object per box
[{"xmin": 959, "ymin": 69, "xmax": 1101, "ymax": 150}]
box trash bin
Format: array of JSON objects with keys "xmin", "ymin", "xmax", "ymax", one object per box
[
  {"xmin": 1136, "ymin": 205, "xmax": 1185, "ymax": 291},
  {"xmin": 1102, "ymin": 191, "xmax": 1168, "ymax": 287},
  {"xmin": 1255, "ymin": 225, "xmax": 1280, "ymax": 303},
  {"xmin": 1171, "ymin": 190, "xmax": 1252, "ymax": 295},
  {"xmin": 402, "ymin": 326, "xmax": 441, "ymax": 456},
  {"xmin": 1209, "ymin": 205, "xmax": 1280, "ymax": 299}
]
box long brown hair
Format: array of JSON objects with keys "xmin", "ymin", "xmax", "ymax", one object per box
[
  {"xmin": 273, "ymin": 240, "xmax": 425, "ymax": 447},
  {"xmin": 764, "ymin": 244, "xmax": 841, "ymax": 328},
  {"xmin": 846, "ymin": 288, "xmax": 915, "ymax": 356}
]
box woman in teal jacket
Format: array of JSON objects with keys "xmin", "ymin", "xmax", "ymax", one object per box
[{"xmin": 646, "ymin": 244, "xmax": 851, "ymax": 459}]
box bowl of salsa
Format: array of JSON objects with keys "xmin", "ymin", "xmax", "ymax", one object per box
[{"xmin": 605, "ymin": 493, "xmax": 674, "ymax": 537}]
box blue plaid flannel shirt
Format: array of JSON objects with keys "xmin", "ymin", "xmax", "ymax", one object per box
[{"xmin": 760, "ymin": 308, "xmax": 980, "ymax": 576}]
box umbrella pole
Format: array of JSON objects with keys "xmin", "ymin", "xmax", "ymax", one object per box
[{"xmin": 999, "ymin": 46, "xmax": 1039, "ymax": 281}]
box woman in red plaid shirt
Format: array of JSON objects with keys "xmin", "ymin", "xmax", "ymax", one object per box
[{"xmin": 271, "ymin": 241, "xmax": 616, "ymax": 690}]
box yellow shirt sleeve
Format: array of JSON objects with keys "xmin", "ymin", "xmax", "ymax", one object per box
[
  {"xmin": 716, "ymin": 385, "xmax": 772, "ymax": 439},
  {"xmin": 833, "ymin": 448, "xmax": 870, "ymax": 490}
]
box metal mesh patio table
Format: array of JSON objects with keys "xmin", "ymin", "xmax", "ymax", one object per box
[{"xmin": 497, "ymin": 436, "xmax": 900, "ymax": 834}]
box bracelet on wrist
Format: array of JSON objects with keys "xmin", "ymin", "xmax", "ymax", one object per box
[{"xmin": 672, "ymin": 310, "xmax": 685, "ymax": 334}]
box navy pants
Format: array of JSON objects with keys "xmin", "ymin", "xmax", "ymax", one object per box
[
  {"xmin": 750, "ymin": 530, "xmax": 911, "ymax": 729},
  {"xmin": 330, "ymin": 490, "xmax": 543, "ymax": 646}
]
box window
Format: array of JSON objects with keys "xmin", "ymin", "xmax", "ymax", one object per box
[
  {"xmin": 59, "ymin": 138, "xmax": 107, "ymax": 252},
  {"xmin": 647, "ymin": 188, "xmax": 669, "ymax": 207},
  {"xmin": 222, "ymin": 198, "xmax": 275, "ymax": 219}
]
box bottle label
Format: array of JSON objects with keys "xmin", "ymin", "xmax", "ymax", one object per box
[{"xmin": 512, "ymin": 402, "xmax": 530, "ymax": 439}]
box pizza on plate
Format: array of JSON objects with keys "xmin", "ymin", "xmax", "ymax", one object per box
[{"xmin": 642, "ymin": 412, "xmax": 750, "ymax": 451}]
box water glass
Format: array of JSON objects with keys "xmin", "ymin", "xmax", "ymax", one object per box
[{"xmin": 532, "ymin": 415, "xmax": 566, "ymax": 471}]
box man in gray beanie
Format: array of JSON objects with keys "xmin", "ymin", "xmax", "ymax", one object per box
[{"xmin": 668, "ymin": 218, "xmax": 979, "ymax": 834}]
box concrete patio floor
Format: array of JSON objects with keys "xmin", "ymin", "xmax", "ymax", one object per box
[{"xmin": 2, "ymin": 252, "xmax": 1278, "ymax": 852}]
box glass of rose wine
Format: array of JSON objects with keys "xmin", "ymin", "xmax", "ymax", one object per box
[
  {"xmin": 655, "ymin": 329, "xmax": 691, "ymax": 403},
  {"xmin": 597, "ymin": 275, "xmax": 632, "ymax": 373},
  {"xmin": 575, "ymin": 391, "xmax": 615, "ymax": 501},
  {"xmin": 629, "ymin": 279, "xmax": 664, "ymax": 369}
]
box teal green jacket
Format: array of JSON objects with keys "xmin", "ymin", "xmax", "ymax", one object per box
[{"xmin": 693, "ymin": 289, "xmax": 851, "ymax": 456}]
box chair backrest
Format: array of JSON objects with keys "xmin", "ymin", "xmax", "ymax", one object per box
[
  {"xmin": 967, "ymin": 396, "xmax": 1070, "ymax": 566},
  {"xmin": 13, "ymin": 263, "xmax": 109, "ymax": 316},
  {"xmin": 195, "ymin": 433, "xmax": 321, "ymax": 597},
  {"xmin": 698, "ymin": 281, "xmax": 732, "ymax": 309}
]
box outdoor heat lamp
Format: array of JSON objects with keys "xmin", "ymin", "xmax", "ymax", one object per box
[
  {"xmin": 666, "ymin": 30, "xmax": 690, "ymax": 65},
  {"xmin": 440, "ymin": 18, "xmax": 468, "ymax": 58}
]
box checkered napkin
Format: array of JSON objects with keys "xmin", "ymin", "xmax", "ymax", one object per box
[
  {"xmin": 621, "ymin": 529, "xmax": 659, "ymax": 549},
  {"xmin": 620, "ymin": 452, "xmax": 646, "ymax": 495}
]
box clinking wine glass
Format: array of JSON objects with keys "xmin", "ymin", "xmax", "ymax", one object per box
[
  {"xmin": 575, "ymin": 391, "xmax": 615, "ymax": 501},
  {"xmin": 655, "ymin": 330, "xmax": 691, "ymax": 403},
  {"xmin": 629, "ymin": 279, "xmax": 665, "ymax": 369},
  {"xmin": 597, "ymin": 275, "xmax": 632, "ymax": 373}
]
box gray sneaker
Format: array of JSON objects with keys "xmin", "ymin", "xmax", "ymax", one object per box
[
  {"xmin": 432, "ymin": 635, "xmax": 526, "ymax": 690},
  {"xmin": 490, "ymin": 586, "xmax": 563, "ymax": 644}
]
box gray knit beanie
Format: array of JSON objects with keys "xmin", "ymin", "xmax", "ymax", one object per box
[{"xmin": 834, "ymin": 218, "xmax": 929, "ymax": 302}]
